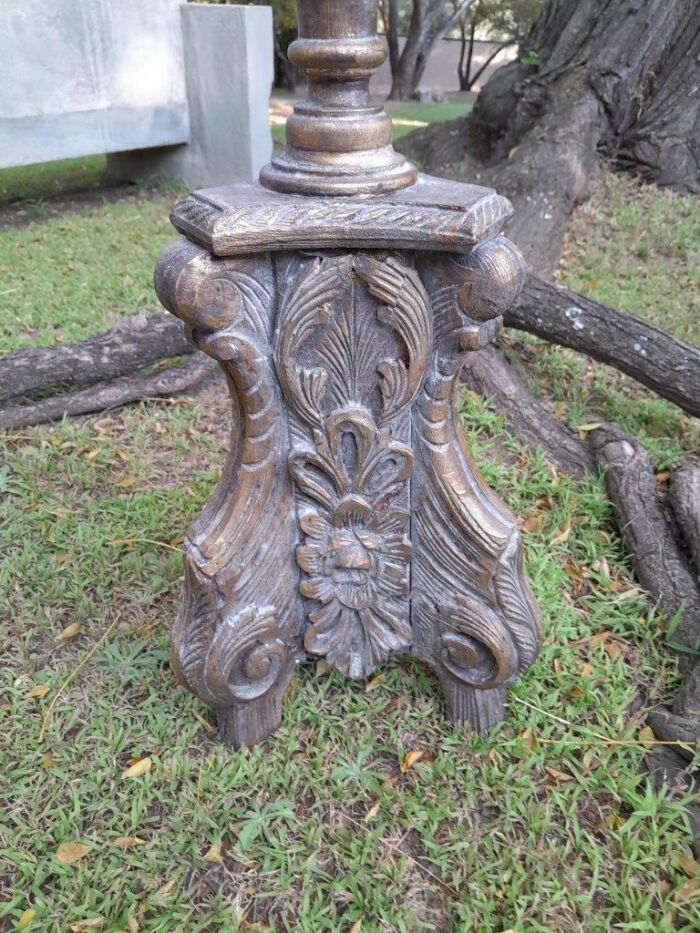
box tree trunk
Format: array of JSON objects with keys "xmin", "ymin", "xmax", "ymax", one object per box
[
  {"xmin": 507, "ymin": 276, "xmax": 700, "ymax": 418},
  {"xmin": 398, "ymin": 0, "xmax": 700, "ymax": 273},
  {"xmin": 0, "ymin": 312, "xmax": 192, "ymax": 403}
]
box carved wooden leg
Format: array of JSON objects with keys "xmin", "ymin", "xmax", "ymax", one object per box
[
  {"xmin": 410, "ymin": 243, "xmax": 541, "ymax": 733},
  {"xmin": 156, "ymin": 242, "xmax": 304, "ymax": 747}
]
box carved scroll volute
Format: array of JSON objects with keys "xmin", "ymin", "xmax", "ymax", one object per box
[
  {"xmin": 275, "ymin": 252, "xmax": 431, "ymax": 680},
  {"xmin": 155, "ymin": 239, "xmax": 303, "ymax": 747},
  {"xmin": 411, "ymin": 237, "xmax": 540, "ymax": 731}
]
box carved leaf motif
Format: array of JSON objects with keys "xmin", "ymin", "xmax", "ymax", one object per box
[{"xmin": 276, "ymin": 254, "xmax": 425, "ymax": 679}]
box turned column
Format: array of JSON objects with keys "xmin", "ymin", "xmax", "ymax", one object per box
[{"xmin": 155, "ymin": 0, "xmax": 541, "ymax": 748}]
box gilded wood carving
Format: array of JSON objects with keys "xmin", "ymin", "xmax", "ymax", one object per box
[{"xmin": 154, "ymin": 0, "xmax": 542, "ymax": 748}]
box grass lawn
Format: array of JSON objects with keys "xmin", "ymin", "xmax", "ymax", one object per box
[{"xmin": 1, "ymin": 143, "xmax": 699, "ymax": 927}]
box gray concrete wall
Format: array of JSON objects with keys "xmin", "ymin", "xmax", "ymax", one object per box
[
  {"xmin": 0, "ymin": 0, "xmax": 189, "ymax": 168},
  {"xmin": 370, "ymin": 37, "xmax": 516, "ymax": 95},
  {"xmin": 0, "ymin": 1, "xmax": 274, "ymax": 189},
  {"xmin": 108, "ymin": 4, "xmax": 274, "ymax": 189}
]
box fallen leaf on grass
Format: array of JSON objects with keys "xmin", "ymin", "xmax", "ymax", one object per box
[
  {"xmin": 193, "ymin": 710, "xmax": 215, "ymax": 734},
  {"xmin": 522, "ymin": 511, "xmax": 545, "ymax": 534},
  {"xmin": 203, "ymin": 840, "xmax": 224, "ymax": 864},
  {"xmin": 580, "ymin": 662, "xmax": 593, "ymax": 677},
  {"xmin": 315, "ymin": 659, "xmax": 333, "ymax": 678},
  {"xmin": 56, "ymin": 842, "xmax": 89, "ymax": 864},
  {"xmin": 114, "ymin": 836, "xmax": 145, "ymax": 850},
  {"xmin": 126, "ymin": 915, "xmax": 139, "ymax": 933},
  {"xmin": 550, "ymin": 520, "xmax": 572, "ymax": 546},
  {"xmin": 84, "ymin": 448, "xmax": 101, "ymax": 462},
  {"xmin": 364, "ymin": 801, "xmax": 381, "ymax": 822},
  {"xmin": 56, "ymin": 622, "xmax": 81, "ymax": 642},
  {"xmin": 41, "ymin": 751, "xmax": 55, "ymax": 769},
  {"xmin": 26, "ymin": 684, "xmax": 50, "ymax": 698},
  {"xmin": 18, "ymin": 908, "xmax": 36, "ymax": 930},
  {"xmin": 544, "ymin": 766, "xmax": 575, "ymax": 784},
  {"xmin": 348, "ymin": 921, "xmax": 363, "ymax": 933},
  {"xmin": 69, "ymin": 919, "xmax": 104, "ymax": 931},
  {"xmin": 115, "ymin": 475, "xmax": 135, "ymax": 489},
  {"xmin": 519, "ymin": 727, "xmax": 538, "ymax": 751},
  {"xmin": 674, "ymin": 877, "xmax": 700, "ymax": 904},
  {"xmin": 672, "ymin": 850, "xmax": 700, "ymax": 878},
  {"xmin": 401, "ymin": 749, "xmax": 427, "ymax": 773},
  {"xmin": 364, "ymin": 673, "xmax": 385, "ymax": 693},
  {"xmin": 121, "ymin": 757, "xmax": 152, "ymax": 779}
]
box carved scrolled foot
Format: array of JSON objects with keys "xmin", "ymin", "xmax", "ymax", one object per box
[
  {"xmin": 216, "ymin": 687, "xmax": 292, "ymax": 749},
  {"xmin": 440, "ymin": 680, "xmax": 505, "ymax": 733}
]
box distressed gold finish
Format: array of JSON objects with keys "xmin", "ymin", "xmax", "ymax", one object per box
[
  {"xmin": 260, "ymin": 0, "xmax": 416, "ymax": 195},
  {"xmin": 155, "ymin": 0, "xmax": 541, "ymax": 748}
]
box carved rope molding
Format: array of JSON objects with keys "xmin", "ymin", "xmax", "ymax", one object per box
[
  {"xmin": 171, "ymin": 189, "xmax": 513, "ymax": 256},
  {"xmin": 155, "ymin": 242, "xmax": 302, "ymax": 734}
]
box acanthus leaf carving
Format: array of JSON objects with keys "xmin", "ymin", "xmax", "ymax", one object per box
[{"xmin": 276, "ymin": 253, "xmax": 431, "ymax": 679}]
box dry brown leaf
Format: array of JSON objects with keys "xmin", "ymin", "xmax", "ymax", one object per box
[
  {"xmin": 69, "ymin": 919, "xmax": 104, "ymax": 931},
  {"xmin": 193, "ymin": 710, "xmax": 215, "ymax": 734},
  {"xmin": 315, "ymin": 659, "xmax": 333, "ymax": 678},
  {"xmin": 400, "ymin": 749, "xmax": 426, "ymax": 773},
  {"xmin": 114, "ymin": 836, "xmax": 145, "ymax": 850},
  {"xmin": 577, "ymin": 422, "xmax": 604, "ymax": 433},
  {"xmin": 126, "ymin": 915, "xmax": 139, "ymax": 933},
  {"xmin": 117, "ymin": 449, "xmax": 129, "ymax": 462},
  {"xmin": 544, "ymin": 766, "xmax": 575, "ymax": 783},
  {"xmin": 550, "ymin": 521, "xmax": 572, "ymax": 546},
  {"xmin": 56, "ymin": 622, "xmax": 81, "ymax": 642},
  {"xmin": 115, "ymin": 475, "xmax": 135, "ymax": 489},
  {"xmin": 26, "ymin": 684, "xmax": 50, "ymax": 698},
  {"xmin": 18, "ymin": 908, "xmax": 36, "ymax": 930},
  {"xmin": 522, "ymin": 512, "xmax": 545, "ymax": 534},
  {"xmin": 121, "ymin": 757, "xmax": 152, "ymax": 779},
  {"xmin": 552, "ymin": 658, "xmax": 562, "ymax": 674},
  {"xmin": 672, "ymin": 850, "xmax": 700, "ymax": 879},
  {"xmin": 519, "ymin": 727, "xmax": 538, "ymax": 751},
  {"xmin": 580, "ymin": 662, "xmax": 593, "ymax": 677},
  {"xmin": 41, "ymin": 751, "xmax": 55, "ymax": 770},
  {"xmin": 674, "ymin": 877, "xmax": 700, "ymax": 904},
  {"xmin": 364, "ymin": 801, "xmax": 381, "ymax": 822},
  {"xmin": 639, "ymin": 725, "xmax": 656, "ymax": 749},
  {"xmin": 84, "ymin": 448, "xmax": 101, "ymax": 462},
  {"xmin": 56, "ymin": 553, "xmax": 70, "ymax": 564},
  {"xmin": 364, "ymin": 673, "xmax": 386, "ymax": 693},
  {"xmin": 605, "ymin": 641, "xmax": 623, "ymax": 660},
  {"xmin": 56, "ymin": 841, "xmax": 89, "ymax": 864},
  {"xmin": 203, "ymin": 840, "xmax": 224, "ymax": 864},
  {"xmin": 348, "ymin": 921, "xmax": 363, "ymax": 933}
]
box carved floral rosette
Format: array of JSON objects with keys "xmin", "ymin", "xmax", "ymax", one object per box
[
  {"xmin": 275, "ymin": 253, "xmax": 432, "ymax": 680},
  {"xmin": 155, "ymin": 227, "xmax": 542, "ymax": 745}
]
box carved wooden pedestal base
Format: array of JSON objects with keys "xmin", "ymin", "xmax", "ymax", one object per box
[{"xmin": 155, "ymin": 176, "xmax": 541, "ymax": 748}]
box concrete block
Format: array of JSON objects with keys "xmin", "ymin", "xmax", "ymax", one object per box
[
  {"xmin": 0, "ymin": 0, "xmax": 189, "ymax": 168},
  {"xmin": 107, "ymin": 4, "xmax": 274, "ymax": 189}
]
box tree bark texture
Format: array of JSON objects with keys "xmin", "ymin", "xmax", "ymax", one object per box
[
  {"xmin": 0, "ymin": 312, "xmax": 193, "ymax": 403},
  {"xmin": 0, "ymin": 353, "xmax": 215, "ymax": 430},
  {"xmin": 669, "ymin": 464, "xmax": 700, "ymax": 575},
  {"xmin": 508, "ymin": 276, "xmax": 700, "ymax": 418},
  {"xmin": 398, "ymin": 0, "xmax": 700, "ymax": 274},
  {"xmin": 460, "ymin": 344, "xmax": 594, "ymax": 477},
  {"xmin": 590, "ymin": 423, "xmax": 700, "ymax": 653}
]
